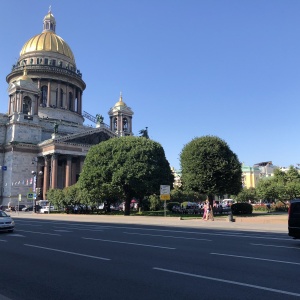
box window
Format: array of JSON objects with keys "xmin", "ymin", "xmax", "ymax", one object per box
[
  {"xmin": 41, "ymin": 86, "xmax": 48, "ymax": 106},
  {"xmin": 68, "ymin": 92, "xmax": 73, "ymax": 110},
  {"xmin": 22, "ymin": 96, "xmax": 32, "ymax": 114},
  {"xmin": 44, "ymin": 58, "xmax": 48, "ymax": 65}
]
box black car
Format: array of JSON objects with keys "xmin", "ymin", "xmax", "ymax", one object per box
[
  {"xmin": 11, "ymin": 205, "xmax": 26, "ymax": 211},
  {"xmin": 22, "ymin": 205, "xmax": 34, "ymax": 212},
  {"xmin": 288, "ymin": 199, "xmax": 300, "ymax": 239}
]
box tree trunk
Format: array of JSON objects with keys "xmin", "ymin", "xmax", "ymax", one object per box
[{"xmin": 124, "ymin": 198, "xmax": 131, "ymax": 216}]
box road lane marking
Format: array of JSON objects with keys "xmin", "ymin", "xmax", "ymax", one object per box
[
  {"xmin": 0, "ymin": 239, "xmax": 7, "ymax": 242},
  {"xmin": 251, "ymin": 243, "xmax": 300, "ymax": 250},
  {"xmin": 53, "ymin": 230, "xmax": 72, "ymax": 232},
  {"xmin": 17, "ymin": 230, "xmax": 61, "ymax": 236},
  {"xmin": 153, "ymin": 267, "xmax": 300, "ymax": 297},
  {"xmin": 24, "ymin": 244, "xmax": 111, "ymax": 261},
  {"xmin": 211, "ymin": 252, "xmax": 300, "ymax": 265},
  {"xmin": 82, "ymin": 237, "xmax": 176, "ymax": 249},
  {"xmin": 124, "ymin": 232, "xmax": 212, "ymax": 242},
  {"xmin": 53, "ymin": 226, "xmax": 103, "ymax": 232}
]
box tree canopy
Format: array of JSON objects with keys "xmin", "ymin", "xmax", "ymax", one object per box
[
  {"xmin": 180, "ymin": 135, "xmax": 242, "ymax": 201},
  {"xmin": 78, "ymin": 136, "xmax": 174, "ymax": 215},
  {"xmin": 256, "ymin": 166, "xmax": 300, "ymax": 202}
]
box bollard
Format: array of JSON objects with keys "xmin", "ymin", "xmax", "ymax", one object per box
[{"xmin": 228, "ymin": 211, "xmax": 234, "ymax": 222}]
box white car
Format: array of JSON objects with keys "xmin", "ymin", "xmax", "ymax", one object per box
[
  {"xmin": 0, "ymin": 210, "xmax": 15, "ymax": 232},
  {"xmin": 40, "ymin": 206, "xmax": 55, "ymax": 213}
]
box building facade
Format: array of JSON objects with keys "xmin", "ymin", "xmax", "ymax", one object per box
[{"xmin": 0, "ymin": 10, "xmax": 133, "ymax": 206}]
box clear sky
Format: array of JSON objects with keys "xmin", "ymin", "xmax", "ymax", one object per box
[{"xmin": 1, "ymin": 0, "xmax": 300, "ymax": 170}]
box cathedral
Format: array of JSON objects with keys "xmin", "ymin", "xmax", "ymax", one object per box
[{"xmin": 1, "ymin": 9, "xmax": 133, "ymax": 206}]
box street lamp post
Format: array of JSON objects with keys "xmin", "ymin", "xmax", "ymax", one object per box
[{"xmin": 31, "ymin": 170, "xmax": 43, "ymax": 213}]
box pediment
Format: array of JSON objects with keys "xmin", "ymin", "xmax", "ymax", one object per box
[{"xmin": 53, "ymin": 127, "xmax": 116, "ymax": 146}]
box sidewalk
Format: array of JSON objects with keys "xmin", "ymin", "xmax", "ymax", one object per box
[{"xmin": 11, "ymin": 212, "xmax": 289, "ymax": 233}]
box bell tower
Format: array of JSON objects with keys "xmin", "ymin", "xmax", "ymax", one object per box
[{"xmin": 108, "ymin": 93, "xmax": 134, "ymax": 136}]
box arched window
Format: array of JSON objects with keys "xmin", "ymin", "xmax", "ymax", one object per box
[
  {"xmin": 68, "ymin": 92, "xmax": 73, "ymax": 110},
  {"xmin": 23, "ymin": 96, "xmax": 32, "ymax": 114},
  {"xmin": 123, "ymin": 118, "xmax": 128, "ymax": 132},
  {"xmin": 41, "ymin": 86, "xmax": 48, "ymax": 106},
  {"xmin": 114, "ymin": 117, "xmax": 118, "ymax": 130}
]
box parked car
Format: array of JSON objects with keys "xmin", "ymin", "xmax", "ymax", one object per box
[
  {"xmin": 22, "ymin": 205, "xmax": 34, "ymax": 212},
  {"xmin": 288, "ymin": 199, "xmax": 300, "ymax": 239},
  {"xmin": 11, "ymin": 205, "xmax": 27, "ymax": 211},
  {"xmin": 0, "ymin": 210, "xmax": 15, "ymax": 232},
  {"xmin": 40, "ymin": 206, "xmax": 55, "ymax": 213},
  {"xmin": 221, "ymin": 199, "xmax": 235, "ymax": 208}
]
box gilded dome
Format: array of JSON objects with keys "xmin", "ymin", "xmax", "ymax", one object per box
[
  {"xmin": 20, "ymin": 32, "xmax": 75, "ymax": 63},
  {"xmin": 114, "ymin": 93, "xmax": 127, "ymax": 107},
  {"xmin": 19, "ymin": 9, "xmax": 75, "ymax": 63}
]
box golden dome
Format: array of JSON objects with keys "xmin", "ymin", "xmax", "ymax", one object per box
[
  {"xmin": 114, "ymin": 93, "xmax": 127, "ymax": 107},
  {"xmin": 17, "ymin": 68, "xmax": 32, "ymax": 81},
  {"xmin": 19, "ymin": 10, "xmax": 75, "ymax": 63},
  {"xmin": 20, "ymin": 32, "xmax": 75, "ymax": 63}
]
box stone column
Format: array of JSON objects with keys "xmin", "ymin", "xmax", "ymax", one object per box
[
  {"xmin": 19, "ymin": 92, "xmax": 24, "ymax": 113},
  {"xmin": 65, "ymin": 85, "xmax": 68, "ymax": 109},
  {"xmin": 65, "ymin": 155, "xmax": 72, "ymax": 187},
  {"xmin": 8, "ymin": 96, "xmax": 11, "ymax": 115},
  {"xmin": 47, "ymin": 81, "xmax": 51, "ymax": 107},
  {"xmin": 43, "ymin": 156, "xmax": 50, "ymax": 200},
  {"xmin": 51, "ymin": 154, "xmax": 58, "ymax": 189},
  {"xmin": 57, "ymin": 81, "xmax": 61, "ymax": 107},
  {"xmin": 71, "ymin": 159, "xmax": 77, "ymax": 185}
]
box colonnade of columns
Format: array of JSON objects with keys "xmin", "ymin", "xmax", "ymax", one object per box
[
  {"xmin": 8, "ymin": 91, "xmax": 39, "ymax": 115},
  {"xmin": 40, "ymin": 154, "xmax": 85, "ymax": 200},
  {"xmin": 37, "ymin": 78, "xmax": 83, "ymax": 114}
]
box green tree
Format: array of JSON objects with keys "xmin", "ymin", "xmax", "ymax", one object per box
[
  {"xmin": 46, "ymin": 188, "xmax": 64, "ymax": 209},
  {"xmin": 78, "ymin": 136, "xmax": 174, "ymax": 215},
  {"xmin": 180, "ymin": 136, "xmax": 242, "ymax": 204},
  {"xmin": 235, "ymin": 187, "xmax": 257, "ymax": 203}
]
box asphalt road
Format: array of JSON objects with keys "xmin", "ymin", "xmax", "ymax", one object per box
[{"xmin": 1, "ymin": 215, "xmax": 299, "ymax": 300}]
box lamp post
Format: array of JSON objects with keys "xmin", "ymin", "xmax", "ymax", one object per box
[{"xmin": 31, "ymin": 170, "xmax": 43, "ymax": 213}]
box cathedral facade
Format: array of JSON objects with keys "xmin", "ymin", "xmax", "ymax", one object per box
[{"xmin": 0, "ymin": 10, "xmax": 133, "ymax": 206}]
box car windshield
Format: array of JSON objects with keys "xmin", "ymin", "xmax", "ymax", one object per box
[{"xmin": 0, "ymin": 211, "xmax": 8, "ymax": 217}]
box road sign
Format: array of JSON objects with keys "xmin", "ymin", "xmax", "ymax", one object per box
[
  {"xmin": 27, "ymin": 193, "xmax": 34, "ymax": 200},
  {"xmin": 160, "ymin": 185, "xmax": 170, "ymax": 201},
  {"xmin": 18, "ymin": 194, "xmax": 22, "ymax": 201},
  {"xmin": 160, "ymin": 194, "xmax": 170, "ymax": 200},
  {"xmin": 2, "ymin": 166, "xmax": 7, "ymax": 171},
  {"xmin": 160, "ymin": 185, "xmax": 170, "ymax": 195}
]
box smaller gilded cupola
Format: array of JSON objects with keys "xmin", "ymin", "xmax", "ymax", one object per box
[{"xmin": 43, "ymin": 6, "xmax": 56, "ymax": 33}]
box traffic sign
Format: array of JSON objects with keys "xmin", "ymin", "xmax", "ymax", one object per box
[
  {"xmin": 160, "ymin": 194, "xmax": 170, "ymax": 200},
  {"xmin": 27, "ymin": 193, "xmax": 34, "ymax": 200},
  {"xmin": 160, "ymin": 185, "xmax": 170, "ymax": 195}
]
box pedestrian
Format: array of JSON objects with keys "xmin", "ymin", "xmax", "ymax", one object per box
[
  {"xmin": 204, "ymin": 200, "xmax": 211, "ymax": 221},
  {"xmin": 266, "ymin": 201, "xmax": 271, "ymax": 213},
  {"xmin": 202, "ymin": 201, "xmax": 207, "ymax": 220}
]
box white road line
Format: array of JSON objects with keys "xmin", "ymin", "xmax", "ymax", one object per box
[
  {"xmin": 0, "ymin": 239, "xmax": 7, "ymax": 242},
  {"xmin": 211, "ymin": 252, "xmax": 300, "ymax": 265},
  {"xmin": 251, "ymin": 243, "xmax": 300, "ymax": 250},
  {"xmin": 53, "ymin": 226, "xmax": 103, "ymax": 232},
  {"xmin": 53, "ymin": 230, "xmax": 72, "ymax": 232},
  {"xmin": 24, "ymin": 244, "xmax": 111, "ymax": 261},
  {"xmin": 17, "ymin": 230, "xmax": 61, "ymax": 236},
  {"xmin": 98, "ymin": 227, "xmax": 289, "ymax": 241},
  {"xmin": 153, "ymin": 267, "xmax": 300, "ymax": 297},
  {"xmin": 124, "ymin": 232, "xmax": 212, "ymax": 242},
  {"xmin": 82, "ymin": 237, "xmax": 176, "ymax": 249}
]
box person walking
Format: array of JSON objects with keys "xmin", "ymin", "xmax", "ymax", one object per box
[{"xmin": 205, "ymin": 200, "xmax": 214, "ymax": 221}]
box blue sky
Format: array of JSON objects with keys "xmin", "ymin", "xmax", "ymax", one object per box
[{"xmin": 1, "ymin": 0, "xmax": 300, "ymax": 170}]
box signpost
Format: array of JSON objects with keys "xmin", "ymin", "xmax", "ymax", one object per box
[{"xmin": 160, "ymin": 185, "xmax": 170, "ymax": 217}]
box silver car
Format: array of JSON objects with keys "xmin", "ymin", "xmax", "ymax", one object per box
[{"xmin": 0, "ymin": 210, "xmax": 15, "ymax": 232}]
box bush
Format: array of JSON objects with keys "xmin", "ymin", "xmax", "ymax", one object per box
[{"xmin": 231, "ymin": 202, "xmax": 253, "ymax": 215}]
